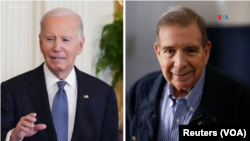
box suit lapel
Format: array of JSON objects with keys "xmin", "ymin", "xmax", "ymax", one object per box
[
  {"xmin": 71, "ymin": 66, "xmax": 92, "ymax": 141},
  {"xmin": 27, "ymin": 64, "xmax": 57, "ymax": 141},
  {"xmin": 189, "ymin": 64, "xmax": 225, "ymax": 124}
]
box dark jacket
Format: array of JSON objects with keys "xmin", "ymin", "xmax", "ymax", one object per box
[
  {"xmin": 126, "ymin": 64, "xmax": 250, "ymax": 141},
  {"xmin": 1, "ymin": 63, "xmax": 119, "ymax": 141}
]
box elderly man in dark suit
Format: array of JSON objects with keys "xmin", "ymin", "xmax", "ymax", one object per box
[
  {"xmin": 126, "ymin": 5, "xmax": 250, "ymax": 141},
  {"xmin": 1, "ymin": 8, "xmax": 119, "ymax": 141}
]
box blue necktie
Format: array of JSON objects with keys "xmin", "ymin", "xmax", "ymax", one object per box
[{"xmin": 52, "ymin": 81, "xmax": 68, "ymax": 141}]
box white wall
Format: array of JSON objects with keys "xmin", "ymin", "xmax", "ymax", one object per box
[{"xmin": 1, "ymin": 1, "xmax": 114, "ymax": 85}]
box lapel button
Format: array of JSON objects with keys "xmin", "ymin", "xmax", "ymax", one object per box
[
  {"xmin": 152, "ymin": 114, "xmax": 155, "ymax": 118},
  {"xmin": 213, "ymin": 118, "xmax": 217, "ymax": 122},
  {"xmin": 132, "ymin": 136, "xmax": 136, "ymax": 141},
  {"xmin": 198, "ymin": 121, "xmax": 202, "ymax": 125}
]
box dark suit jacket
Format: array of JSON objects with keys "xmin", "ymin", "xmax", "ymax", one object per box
[
  {"xmin": 126, "ymin": 64, "xmax": 250, "ymax": 141},
  {"xmin": 1, "ymin": 63, "xmax": 119, "ymax": 141}
]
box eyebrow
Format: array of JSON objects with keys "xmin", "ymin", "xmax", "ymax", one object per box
[
  {"xmin": 161, "ymin": 45, "xmax": 200, "ymax": 50},
  {"xmin": 45, "ymin": 36, "xmax": 72, "ymax": 39},
  {"xmin": 61, "ymin": 36, "xmax": 72, "ymax": 39},
  {"xmin": 185, "ymin": 46, "xmax": 200, "ymax": 50},
  {"xmin": 161, "ymin": 46, "xmax": 175, "ymax": 50},
  {"xmin": 45, "ymin": 35, "xmax": 55, "ymax": 38}
]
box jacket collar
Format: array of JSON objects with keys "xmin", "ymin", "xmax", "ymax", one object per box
[
  {"xmin": 189, "ymin": 64, "xmax": 225, "ymax": 124},
  {"xmin": 71, "ymin": 66, "xmax": 93, "ymax": 141},
  {"xmin": 27, "ymin": 63, "xmax": 57, "ymax": 141}
]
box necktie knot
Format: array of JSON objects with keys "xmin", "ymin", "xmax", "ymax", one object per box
[{"xmin": 57, "ymin": 81, "xmax": 67, "ymax": 90}]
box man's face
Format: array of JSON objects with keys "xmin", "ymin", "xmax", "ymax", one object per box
[
  {"xmin": 39, "ymin": 15, "xmax": 84, "ymax": 77},
  {"xmin": 155, "ymin": 23, "xmax": 211, "ymax": 92}
]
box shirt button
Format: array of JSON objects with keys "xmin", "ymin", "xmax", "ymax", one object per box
[
  {"xmin": 169, "ymin": 103, "xmax": 172, "ymax": 107},
  {"xmin": 132, "ymin": 136, "xmax": 136, "ymax": 141},
  {"xmin": 213, "ymin": 118, "xmax": 217, "ymax": 122},
  {"xmin": 176, "ymin": 118, "xmax": 180, "ymax": 123},
  {"xmin": 190, "ymin": 107, "xmax": 193, "ymax": 111},
  {"xmin": 152, "ymin": 114, "xmax": 155, "ymax": 118},
  {"xmin": 198, "ymin": 121, "xmax": 202, "ymax": 125}
]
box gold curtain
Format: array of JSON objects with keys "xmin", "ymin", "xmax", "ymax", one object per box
[
  {"xmin": 114, "ymin": 1, "xmax": 123, "ymax": 13},
  {"xmin": 114, "ymin": 0, "xmax": 123, "ymax": 130}
]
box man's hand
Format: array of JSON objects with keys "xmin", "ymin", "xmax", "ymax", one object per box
[{"xmin": 10, "ymin": 113, "xmax": 46, "ymax": 141}]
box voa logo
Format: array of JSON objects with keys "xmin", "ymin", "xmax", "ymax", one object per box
[{"xmin": 218, "ymin": 15, "xmax": 229, "ymax": 20}]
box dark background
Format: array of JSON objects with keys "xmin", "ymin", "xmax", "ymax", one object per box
[{"xmin": 207, "ymin": 26, "xmax": 250, "ymax": 86}]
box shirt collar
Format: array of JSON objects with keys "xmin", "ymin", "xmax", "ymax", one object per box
[
  {"xmin": 43, "ymin": 63, "xmax": 77, "ymax": 90},
  {"xmin": 167, "ymin": 67, "xmax": 206, "ymax": 108}
]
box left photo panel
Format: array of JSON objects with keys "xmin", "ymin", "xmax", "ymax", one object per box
[{"xmin": 1, "ymin": 1, "xmax": 123, "ymax": 141}]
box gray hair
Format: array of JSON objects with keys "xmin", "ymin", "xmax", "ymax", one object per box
[
  {"xmin": 40, "ymin": 8, "xmax": 84, "ymax": 40},
  {"xmin": 156, "ymin": 5, "xmax": 208, "ymax": 48}
]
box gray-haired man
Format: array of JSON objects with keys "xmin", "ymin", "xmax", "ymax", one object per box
[
  {"xmin": 2, "ymin": 8, "xmax": 119, "ymax": 141},
  {"xmin": 126, "ymin": 5, "xmax": 250, "ymax": 141}
]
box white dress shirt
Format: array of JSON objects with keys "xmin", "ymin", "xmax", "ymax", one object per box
[{"xmin": 5, "ymin": 63, "xmax": 77, "ymax": 141}]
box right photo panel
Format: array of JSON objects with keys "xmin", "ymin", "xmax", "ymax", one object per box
[{"xmin": 126, "ymin": 1, "xmax": 250, "ymax": 141}]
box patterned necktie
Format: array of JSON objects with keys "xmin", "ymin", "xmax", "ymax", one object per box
[{"xmin": 52, "ymin": 81, "xmax": 68, "ymax": 141}]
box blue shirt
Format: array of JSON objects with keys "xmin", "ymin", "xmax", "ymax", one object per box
[{"xmin": 157, "ymin": 68, "xmax": 206, "ymax": 141}]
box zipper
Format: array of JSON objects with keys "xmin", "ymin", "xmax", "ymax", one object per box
[{"xmin": 188, "ymin": 114, "xmax": 202, "ymax": 124}]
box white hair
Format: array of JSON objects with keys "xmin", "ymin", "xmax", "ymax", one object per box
[{"xmin": 40, "ymin": 8, "xmax": 84, "ymax": 40}]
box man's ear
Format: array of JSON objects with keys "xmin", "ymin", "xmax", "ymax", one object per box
[
  {"xmin": 204, "ymin": 41, "xmax": 211, "ymax": 66},
  {"xmin": 154, "ymin": 43, "xmax": 161, "ymax": 63},
  {"xmin": 39, "ymin": 34, "xmax": 43, "ymax": 53},
  {"xmin": 77, "ymin": 36, "xmax": 85, "ymax": 55}
]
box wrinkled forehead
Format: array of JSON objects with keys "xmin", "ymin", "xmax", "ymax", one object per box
[
  {"xmin": 42, "ymin": 15, "xmax": 78, "ymax": 28},
  {"xmin": 158, "ymin": 23, "xmax": 203, "ymax": 47},
  {"xmin": 41, "ymin": 16, "xmax": 78, "ymax": 34}
]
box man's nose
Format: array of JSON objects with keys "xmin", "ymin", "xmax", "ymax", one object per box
[
  {"xmin": 53, "ymin": 39, "xmax": 62, "ymax": 52},
  {"xmin": 173, "ymin": 51, "xmax": 187, "ymax": 69}
]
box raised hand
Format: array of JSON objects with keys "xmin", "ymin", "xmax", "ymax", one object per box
[{"xmin": 10, "ymin": 113, "xmax": 46, "ymax": 141}]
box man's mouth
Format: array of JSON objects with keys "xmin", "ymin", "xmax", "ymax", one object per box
[
  {"xmin": 51, "ymin": 57, "xmax": 65, "ymax": 60},
  {"xmin": 173, "ymin": 72, "xmax": 190, "ymax": 76}
]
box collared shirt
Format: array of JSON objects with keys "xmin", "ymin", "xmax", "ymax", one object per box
[
  {"xmin": 44, "ymin": 63, "xmax": 77, "ymax": 141},
  {"xmin": 157, "ymin": 67, "xmax": 206, "ymax": 141},
  {"xmin": 5, "ymin": 63, "xmax": 77, "ymax": 141}
]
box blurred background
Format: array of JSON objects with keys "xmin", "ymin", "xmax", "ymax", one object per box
[
  {"xmin": 1, "ymin": 1, "xmax": 123, "ymax": 140},
  {"xmin": 126, "ymin": 1, "xmax": 250, "ymax": 98}
]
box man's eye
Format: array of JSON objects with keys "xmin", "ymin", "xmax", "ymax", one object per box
[
  {"xmin": 166, "ymin": 50, "xmax": 173, "ymax": 53},
  {"xmin": 63, "ymin": 39, "xmax": 69, "ymax": 42},
  {"xmin": 188, "ymin": 49, "xmax": 196, "ymax": 53},
  {"xmin": 47, "ymin": 39, "xmax": 53, "ymax": 41}
]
